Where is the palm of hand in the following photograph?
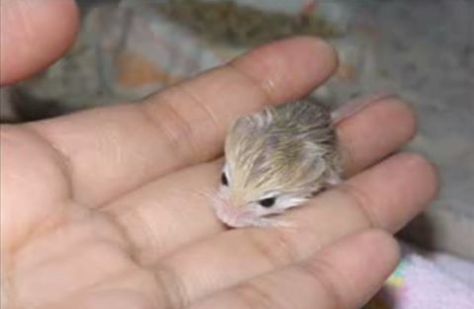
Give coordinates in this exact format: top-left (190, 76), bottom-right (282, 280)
top-left (1, 37), bottom-right (437, 309)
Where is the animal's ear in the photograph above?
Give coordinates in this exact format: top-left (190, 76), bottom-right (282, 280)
top-left (325, 170), bottom-right (342, 186)
top-left (300, 141), bottom-right (327, 179)
top-left (231, 108), bottom-right (273, 135)
top-left (230, 116), bottom-right (254, 136)
top-left (324, 150), bottom-right (343, 187)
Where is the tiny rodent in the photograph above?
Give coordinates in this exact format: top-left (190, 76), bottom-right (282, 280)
top-left (213, 98), bottom-right (341, 228)
top-left (212, 94), bottom-right (390, 228)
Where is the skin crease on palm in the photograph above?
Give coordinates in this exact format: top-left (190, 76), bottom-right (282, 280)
top-left (0, 1), bottom-right (439, 309)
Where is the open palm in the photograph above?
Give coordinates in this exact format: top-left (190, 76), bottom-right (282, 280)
top-left (1, 2), bottom-right (438, 308)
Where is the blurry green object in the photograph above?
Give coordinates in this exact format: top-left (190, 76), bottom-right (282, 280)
top-left (156, 0), bottom-right (342, 47)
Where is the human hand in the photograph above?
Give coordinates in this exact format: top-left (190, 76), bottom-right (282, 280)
top-left (1, 2), bottom-right (438, 308)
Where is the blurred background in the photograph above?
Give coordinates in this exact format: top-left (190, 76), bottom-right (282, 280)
top-left (1, 0), bottom-right (473, 260)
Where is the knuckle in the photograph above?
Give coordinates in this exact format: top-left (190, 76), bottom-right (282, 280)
top-left (245, 229), bottom-right (299, 269)
top-left (234, 282), bottom-right (281, 309)
top-left (338, 183), bottom-right (381, 229)
top-left (141, 96), bottom-right (197, 162)
top-left (107, 205), bottom-right (160, 266)
top-left (299, 259), bottom-right (345, 309)
top-left (152, 263), bottom-right (189, 309)
top-left (227, 62), bottom-right (274, 107)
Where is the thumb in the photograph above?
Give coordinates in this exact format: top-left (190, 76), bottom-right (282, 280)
top-left (0, 0), bottom-right (79, 85)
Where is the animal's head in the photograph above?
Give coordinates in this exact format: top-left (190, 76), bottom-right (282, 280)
top-left (214, 109), bottom-right (334, 227)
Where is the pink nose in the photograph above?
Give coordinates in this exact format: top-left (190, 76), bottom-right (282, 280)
top-left (215, 205), bottom-right (252, 228)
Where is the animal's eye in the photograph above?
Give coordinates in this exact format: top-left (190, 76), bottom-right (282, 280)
top-left (221, 172), bottom-right (228, 186)
top-left (258, 197), bottom-right (276, 208)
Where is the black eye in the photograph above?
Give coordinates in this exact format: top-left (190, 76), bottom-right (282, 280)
top-left (258, 197), bottom-right (276, 208)
top-left (221, 172), bottom-right (228, 186)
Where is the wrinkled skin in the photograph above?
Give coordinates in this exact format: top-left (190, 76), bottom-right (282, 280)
top-left (0, 1), bottom-right (438, 308)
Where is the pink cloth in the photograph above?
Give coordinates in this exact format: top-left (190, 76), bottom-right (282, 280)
top-left (367, 242), bottom-right (474, 308)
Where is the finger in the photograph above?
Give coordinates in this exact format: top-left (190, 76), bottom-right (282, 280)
top-left (29, 37), bottom-right (338, 206)
top-left (190, 230), bottom-right (399, 309)
top-left (144, 153), bottom-right (437, 304)
top-left (106, 98), bottom-right (418, 263)
top-left (0, 0), bottom-right (79, 85)
top-left (338, 96), bottom-right (416, 176)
